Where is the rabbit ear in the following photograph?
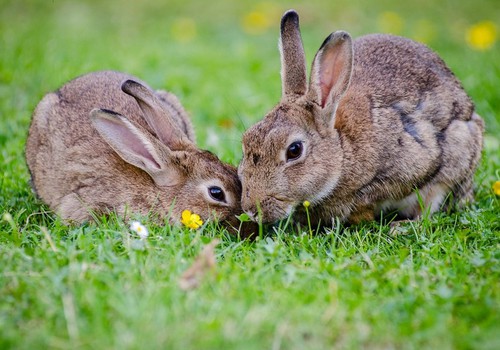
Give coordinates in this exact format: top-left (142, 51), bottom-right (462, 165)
top-left (121, 80), bottom-right (192, 150)
top-left (307, 31), bottom-right (353, 131)
top-left (280, 10), bottom-right (307, 97)
top-left (90, 109), bottom-right (181, 187)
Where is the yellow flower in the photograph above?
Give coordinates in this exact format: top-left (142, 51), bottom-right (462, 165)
top-left (241, 3), bottom-right (280, 35)
top-left (242, 11), bottom-right (271, 35)
top-left (303, 200), bottom-right (310, 208)
top-left (181, 210), bottom-right (203, 229)
top-left (171, 18), bottom-right (197, 43)
top-left (377, 12), bottom-right (403, 35)
top-left (493, 181), bottom-right (500, 196)
top-left (466, 21), bottom-right (497, 51)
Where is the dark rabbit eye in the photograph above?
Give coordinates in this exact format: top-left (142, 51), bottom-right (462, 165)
top-left (208, 186), bottom-right (226, 202)
top-left (286, 141), bottom-right (303, 161)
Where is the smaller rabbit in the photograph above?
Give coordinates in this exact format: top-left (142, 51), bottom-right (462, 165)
top-left (26, 71), bottom-right (251, 235)
top-left (238, 10), bottom-right (484, 226)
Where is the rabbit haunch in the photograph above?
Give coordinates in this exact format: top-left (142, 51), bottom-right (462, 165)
top-left (26, 71), bottom-right (246, 231)
top-left (238, 10), bottom-right (484, 225)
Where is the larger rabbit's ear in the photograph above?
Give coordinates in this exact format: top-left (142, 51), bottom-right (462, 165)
top-left (307, 31), bottom-right (353, 133)
top-left (280, 10), bottom-right (307, 97)
top-left (90, 108), bottom-right (181, 187)
top-left (121, 80), bottom-right (193, 150)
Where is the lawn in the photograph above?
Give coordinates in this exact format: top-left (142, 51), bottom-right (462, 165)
top-left (1, 0), bottom-right (499, 349)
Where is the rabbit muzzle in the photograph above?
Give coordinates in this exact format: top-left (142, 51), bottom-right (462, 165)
top-left (242, 192), bottom-right (295, 224)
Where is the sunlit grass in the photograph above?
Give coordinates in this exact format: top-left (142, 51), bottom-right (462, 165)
top-left (1, 0), bottom-right (499, 349)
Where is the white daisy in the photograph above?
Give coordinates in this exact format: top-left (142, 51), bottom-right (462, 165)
top-left (130, 221), bottom-right (149, 239)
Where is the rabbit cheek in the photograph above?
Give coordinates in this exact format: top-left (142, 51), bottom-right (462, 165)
top-left (310, 168), bottom-right (342, 203)
top-left (286, 141), bottom-right (342, 204)
top-left (261, 198), bottom-right (294, 224)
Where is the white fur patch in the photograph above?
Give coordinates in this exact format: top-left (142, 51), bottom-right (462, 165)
top-left (377, 183), bottom-right (449, 218)
top-left (311, 176), bottom-right (340, 205)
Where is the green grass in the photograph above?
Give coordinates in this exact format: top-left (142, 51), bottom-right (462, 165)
top-left (1, 0), bottom-right (499, 349)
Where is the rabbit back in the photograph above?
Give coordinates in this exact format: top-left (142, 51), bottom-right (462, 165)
top-left (331, 34), bottom-right (484, 220)
top-left (26, 71), bottom-right (194, 222)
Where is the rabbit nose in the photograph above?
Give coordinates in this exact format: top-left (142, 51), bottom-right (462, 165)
top-left (246, 210), bottom-right (257, 222)
top-left (242, 198), bottom-right (255, 217)
top-left (242, 194), bottom-right (261, 222)
top-left (242, 203), bottom-right (259, 222)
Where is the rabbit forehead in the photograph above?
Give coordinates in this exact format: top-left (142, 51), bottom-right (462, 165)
top-left (243, 103), bottom-right (313, 153)
top-left (185, 150), bottom-right (241, 192)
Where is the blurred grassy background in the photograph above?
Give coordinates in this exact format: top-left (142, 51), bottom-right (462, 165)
top-left (1, 0), bottom-right (499, 158)
top-left (0, 1), bottom-right (499, 349)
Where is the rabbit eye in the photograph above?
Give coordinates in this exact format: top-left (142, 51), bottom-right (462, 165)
top-left (286, 141), bottom-right (303, 161)
top-left (208, 186), bottom-right (226, 202)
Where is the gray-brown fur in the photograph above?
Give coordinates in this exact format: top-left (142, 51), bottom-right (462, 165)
top-left (239, 10), bottom-right (484, 225)
top-left (26, 70), bottom-right (249, 233)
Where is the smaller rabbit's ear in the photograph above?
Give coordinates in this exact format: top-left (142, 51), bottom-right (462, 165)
top-left (90, 109), bottom-right (181, 187)
top-left (121, 80), bottom-right (193, 150)
top-left (308, 31), bottom-right (353, 132)
top-left (280, 10), bottom-right (307, 97)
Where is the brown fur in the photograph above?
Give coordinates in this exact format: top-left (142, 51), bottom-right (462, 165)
top-left (239, 10), bottom-right (484, 226)
top-left (26, 71), bottom-right (253, 235)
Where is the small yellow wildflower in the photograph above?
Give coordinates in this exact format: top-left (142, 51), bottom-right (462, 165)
top-left (130, 221), bottom-right (149, 239)
top-left (241, 3), bottom-right (280, 35)
top-left (303, 200), bottom-right (310, 208)
top-left (493, 181), bottom-right (500, 196)
top-left (171, 18), bottom-right (197, 43)
top-left (466, 21), bottom-right (497, 51)
top-left (377, 11), bottom-right (403, 35)
top-left (242, 11), bottom-right (270, 35)
top-left (181, 210), bottom-right (203, 229)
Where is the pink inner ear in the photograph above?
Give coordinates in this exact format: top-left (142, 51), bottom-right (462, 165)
top-left (119, 130), bottom-right (162, 170)
top-left (97, 117), bottom-right (162, 170)
top-left (319, 47), bottom-right (347, 108)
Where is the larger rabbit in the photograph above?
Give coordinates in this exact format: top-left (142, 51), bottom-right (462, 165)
top-left (26, 71), bottom-right (250, 234)
top-left (238, 10), bottom-right (484, 226)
